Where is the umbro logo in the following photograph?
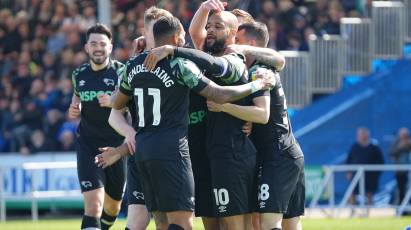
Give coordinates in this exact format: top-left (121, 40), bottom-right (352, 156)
top-left (103, 78), bottom-right (115, 86)
top-left (79, 80), bottom-right (86, 87)
top-left (259, 201), bottom-right (266, 208)
top-left (133, 191), bottom-right (144, 200)
top-left (218, 206), bottom-right (227, 213)
top-left (81, 181), bottom-right (92, 189)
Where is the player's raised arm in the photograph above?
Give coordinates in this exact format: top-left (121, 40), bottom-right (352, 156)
top-left (145, 45), bottom-right (228, 77)
top-left (189, 0), bottom-right (226, 49)
top-left (228, 44), bottom-right (285, 71)
top-left (172, 57), bottom-right (273, 103)
top-left (145, 45), bottom-right (249, 86)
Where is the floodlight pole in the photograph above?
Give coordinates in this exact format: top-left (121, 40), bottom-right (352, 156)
top-left (98, 0), bottom-right (112, 28)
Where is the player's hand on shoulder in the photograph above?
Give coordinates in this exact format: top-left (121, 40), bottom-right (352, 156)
top-left (95, 147), bottom-right (121, 168)
top-left (201, 0), bottom-right (227, 12)
top-left (68, 102), bottom-right (80, 119)
top-left (132, 36), bottom-right (146, 55)
top-left (144, 45), bottom-right (174, 71)
top-left (255, 68), bottom-right (276, 90)
top-left (207, 100), bottom-right (224, 112)
top-left (98, 93), bottom-right (112, 108)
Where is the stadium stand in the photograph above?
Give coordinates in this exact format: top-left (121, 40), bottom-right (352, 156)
top-left (0, 0), bottom-right (364, 154)
top-left (1, 0), bottom-right (411, 220)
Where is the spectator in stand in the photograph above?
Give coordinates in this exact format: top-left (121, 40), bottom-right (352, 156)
top-left (346, 127), bottom-right (385, 205)
top-left (0, 0), bottom-right (372, 153)
top-left (28, 129), bottom-right (53, 153)
top-left (389, 127), bottom-right (411, 206)
top-left (44, 109), bottom-right (64, 149)
top-left (58, 129), bottom-right (75, 151)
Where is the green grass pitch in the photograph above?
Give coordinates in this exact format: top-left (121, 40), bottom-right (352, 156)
top-left (0, 217), bottom-right (410, 230)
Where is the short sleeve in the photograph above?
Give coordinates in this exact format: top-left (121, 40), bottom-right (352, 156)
top-left (71, 69), bottom-right (79, 97)
top-left (218, 53), bottom-right (247, 84)
top-left (119, 62), bottom-right (132, 96)
top-left (112, 60), bottom-right (126, 86)
top-left (170, 57), bottom-right (208, 93)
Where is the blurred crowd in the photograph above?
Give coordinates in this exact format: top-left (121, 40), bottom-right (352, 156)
top-left (0, 0), bottom-right (371, 154)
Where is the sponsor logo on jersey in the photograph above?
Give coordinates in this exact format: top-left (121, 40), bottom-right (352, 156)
top-left (132, 191), bottom-right (144, 200)
top-left (251, 71), bottom-right (257, 81)
top-left (79, 80), bottom-right (86, 86)
top-left (103, 78), bottom-right (115, 86)
top-left (81, 181), bottom-right (92, 189)
top-left (79, 90), bottom-right (112, 102)
top-left (189, 110), bottom-right (206, 125)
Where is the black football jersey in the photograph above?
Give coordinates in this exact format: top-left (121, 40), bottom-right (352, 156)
top-left (120, 53), bottom-right (208, 132)
top-left (205, 55), bottom-right (258, 159)
top-left (71, 60), bottom-right (125, 142)
top-left (248, 63), bottom-right (303, 160)
top-left (119, 53), bottom-right (210, 160)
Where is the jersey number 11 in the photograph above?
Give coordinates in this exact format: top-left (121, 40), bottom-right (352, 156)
top-left (134, 88), bottom-right (161, 127)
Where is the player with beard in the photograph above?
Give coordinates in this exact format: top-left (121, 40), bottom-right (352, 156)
top-left (188, 1), bottom-right (285, 230)
top-left (95, 6), bottom-right (254, 230)
top-left (69, 24), bottom-right (126, 230)
top-left (208, 22), bottom-right (305, 230)
top-left (113, 16), bottom-right (274, 230)
top-left (190, 4), bottom-right (260, 230)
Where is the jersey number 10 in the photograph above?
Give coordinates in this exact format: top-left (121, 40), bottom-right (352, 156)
top-left (134, 88), bottom-right (161, 127)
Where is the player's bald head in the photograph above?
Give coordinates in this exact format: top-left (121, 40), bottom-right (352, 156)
top-left (212, 11), bottom-right (239, 31)
top-left (205, 11), bottom-right (238, 52)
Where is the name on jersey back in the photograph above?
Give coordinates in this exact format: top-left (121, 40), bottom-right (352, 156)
top-left (128, 64), bottom-right (175, 88)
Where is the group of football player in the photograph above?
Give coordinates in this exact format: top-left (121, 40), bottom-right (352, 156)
top-left (70, 1), bottom-right (305, 230)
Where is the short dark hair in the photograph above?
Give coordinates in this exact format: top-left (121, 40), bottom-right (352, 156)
top-left (238, 22), bottom-right (269, 47)
top-left (86, 23), bottom-right (112, 41)
top-left (153, 16), bottom-right (182, 45)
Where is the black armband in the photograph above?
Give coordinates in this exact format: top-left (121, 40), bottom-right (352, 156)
top-left (174, 47), bottom-right (228, 77)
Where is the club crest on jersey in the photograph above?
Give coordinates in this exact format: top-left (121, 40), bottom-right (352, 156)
top-left (251, 71), bottom-right (257, 81)
top-left (103, 78), bottom-right (115, 86)
top-left (79, 80), bottom-right (86, 87)
top-left (132, 191), bottom-right (144, 200)
top-left (81, 181), bottom-right (92, 189)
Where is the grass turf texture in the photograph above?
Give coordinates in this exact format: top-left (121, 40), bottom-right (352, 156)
top-left (0, 217), bottom-right (410, 230)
